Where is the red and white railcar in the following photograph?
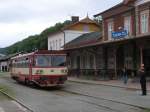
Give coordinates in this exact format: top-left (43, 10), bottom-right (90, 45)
top-left (10, 50), bottom-right (67, 87)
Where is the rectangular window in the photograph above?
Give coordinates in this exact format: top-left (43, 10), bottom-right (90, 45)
top-left (71, 57), bottom-right (74, 68)
top-left (53, 40), bottom-right (55, 50)
top-left (124, 16), bottom-right (131, 36)
top-left (82, 55), bottom-right (86, 69)
top-left (89, 55), bottom-right (94, 69)
top-left (76, 56), bottom-right (80, 69)
top-left (35, 55), bottom-right (66, 67)
top-left (49, 42), bottom-right (51, 50)
top-left (83, 25), bottom-right (89, 32)
top-left (59, 39), bottom-right (62, 50)
top-left (51, 56), bottom-right (66, 67)
top-left (108, 21), bottom-right (114, 40)
top-left (140, 10), bottom-right (149, 34)
top-left (49, 42), bottom-right (52, 50)
top-left (56, 40), bottom-right (57, 50)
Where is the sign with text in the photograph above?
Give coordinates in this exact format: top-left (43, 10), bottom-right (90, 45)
top-left (112, 30), bottom-right (128, 39)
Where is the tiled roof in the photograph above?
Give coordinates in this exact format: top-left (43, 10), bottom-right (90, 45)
top-left (62, 16), bottom-right (99, 30)
top-left (79, 17), bottom-right (98, 24)
top-left (48, 16), bottom-right (99, 37)
top-left (65, 32), bottom-right (102, 50)
top-left (94, 2), bottom-right (123, 17)
top-left (0, 53), bottom-right (20, 61)
top-left (94, 0), bottom-right (136, 17)
top-left (0, 54), bottom-right (5, 57)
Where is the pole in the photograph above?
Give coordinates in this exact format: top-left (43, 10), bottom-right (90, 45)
top-left (114, 48), bottom-right (117, 79)
top-left (140, 47), bottom-right (143, 66)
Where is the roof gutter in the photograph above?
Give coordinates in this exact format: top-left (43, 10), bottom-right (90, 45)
top-left (94, 2), bottom-right (123, 17)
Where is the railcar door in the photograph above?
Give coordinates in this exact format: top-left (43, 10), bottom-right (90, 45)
top-left (28, 56), bottom-right (33, 81)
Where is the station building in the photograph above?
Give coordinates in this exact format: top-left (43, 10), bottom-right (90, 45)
top-left (0, 56), bottom-right (11, 72)
top-left (65, 0), bottom-right (150, 80)
top-left (47, 16), bottom-right (100, 51)
top-left (0, 53), bottom-right (19, 72)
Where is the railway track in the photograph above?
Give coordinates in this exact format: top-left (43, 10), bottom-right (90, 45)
top-left (52, 90), bottom-right (123, 112)
top-left (0, 75), bottom-right (146, 112)
top-left (53, 89), bottom-right (144, 112)
top-left (0, 89), bottom-right (33, 112)
top-left (0, 84), bottom-right (143, 112)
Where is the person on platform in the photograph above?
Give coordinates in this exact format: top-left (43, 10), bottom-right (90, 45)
top-left (122, 67), bottom-right (128, 85)
top-left (139, 64), bottom-right (147, 96)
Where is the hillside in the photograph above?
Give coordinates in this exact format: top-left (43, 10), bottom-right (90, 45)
top-left (0, 20), bottom-right (72, 55)
top-left (0, 48), bottom-right (6, 54)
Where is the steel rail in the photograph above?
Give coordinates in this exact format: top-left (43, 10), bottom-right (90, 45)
top-left (0, 89), bottom-right (34, 112)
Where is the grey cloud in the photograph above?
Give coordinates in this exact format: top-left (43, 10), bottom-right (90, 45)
top-left (0, 0), bottom-right (82, 23)
top-left (0, 0), bottom-right (122, 23)
top-left (0, 0), bottom-right (123, 47)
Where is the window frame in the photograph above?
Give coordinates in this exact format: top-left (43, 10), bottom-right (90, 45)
top-left (124, 15), bottom-right (132, 36)
top-left (140, 10), bottom-right (149, 34)
top-left (59, 39), bottom-right (62, 50)
top-left (107, 20), bottom-right (114, 40)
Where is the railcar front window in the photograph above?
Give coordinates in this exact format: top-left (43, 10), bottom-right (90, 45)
top-left (52, 56), bottom-right (66, 67)
top-left (35, 55), bottom-right (66, 67)
top-left (36, 56), bottom-right (51, 67)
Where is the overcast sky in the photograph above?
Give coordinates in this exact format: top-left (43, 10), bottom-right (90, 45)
top-left (0, 0), bottom-right (123, 48)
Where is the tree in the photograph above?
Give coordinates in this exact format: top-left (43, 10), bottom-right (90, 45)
top-left (0, 20), bottom-right (72, 55)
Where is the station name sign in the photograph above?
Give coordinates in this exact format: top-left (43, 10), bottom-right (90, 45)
top-left (112, 30), bottom-right (128, 39)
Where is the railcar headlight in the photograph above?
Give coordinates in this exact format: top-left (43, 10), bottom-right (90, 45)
top-left (36, 70), bottom-right (44, 74)
top-left (61, 69), bottom-right (68, 73)
top-left (61, 69), bottom-right (65, 73)
top-left (40, 70), bottom-right (44, 74)
top-left (65, 70), bottom-right (68, 73)
top-left (50, 69), bottom-right (54, 72)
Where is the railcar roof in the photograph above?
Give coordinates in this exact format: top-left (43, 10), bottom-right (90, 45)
top-left (11, 50), bottom-right (66, 59)
top-left (34, 50), bottom-right (66, 54)
top-left (11, 52), bottom-right (34, 59)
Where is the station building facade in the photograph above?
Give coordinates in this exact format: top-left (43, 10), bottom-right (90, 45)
top-left (0, 53), bottom-right (19, 72)
top-left (65, 32), bottom-right (105, 79)
top-left (65, 0), bottom-right (150, 80)
top-left (0, 56), bottom-right (11, 72)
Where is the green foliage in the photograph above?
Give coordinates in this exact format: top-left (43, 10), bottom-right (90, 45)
top-left (144, 109), bottom-right (150, 112)
top-left (0, 48), bottom-right (6, 54)
top-left (0, 20), bottom-right (72, 54)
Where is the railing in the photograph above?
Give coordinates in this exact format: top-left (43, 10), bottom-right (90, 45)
top-left (68, 69), bottom-right (139, 80)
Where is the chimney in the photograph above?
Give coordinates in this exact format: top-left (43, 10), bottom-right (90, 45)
top-left (71, 16), bottom-right (79, 23)
top-left (123, 0), bottom-right (134, 5)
